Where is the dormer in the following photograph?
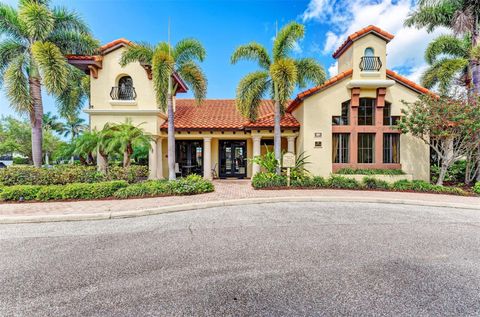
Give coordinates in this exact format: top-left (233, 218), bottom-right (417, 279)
top-left (333, 25), bottom-right (395, 87)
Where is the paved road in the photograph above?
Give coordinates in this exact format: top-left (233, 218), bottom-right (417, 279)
top-left (1, 202), bottom-right (480, 316)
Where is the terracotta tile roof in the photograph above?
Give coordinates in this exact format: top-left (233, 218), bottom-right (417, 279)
top-left (100, 38), bottom-right (132, 53)
top-left (332, 25), bottom-right (394, 59)
top-left (160, 99), bottom-right (300, 130)
top-left (286, 69), bottom-right (353, 113)
top-left (65, 55), bottom-right (102, 61)
top-left (386, 69), bottom-right (437, 96)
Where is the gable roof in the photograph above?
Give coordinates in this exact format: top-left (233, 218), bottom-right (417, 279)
top-left (160, 99), bottom-right (300, 131)
top-left (286, 69), bottom-right (353, 113)
top-left (386, 70), bottom-right (435, 95)
top-left (332, 25), bottom-right (394, 59)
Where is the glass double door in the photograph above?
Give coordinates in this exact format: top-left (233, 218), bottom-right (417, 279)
top-left (219, 140), bottom-right (247, 178)
top-left (176, 140), bottom-right (203, 177)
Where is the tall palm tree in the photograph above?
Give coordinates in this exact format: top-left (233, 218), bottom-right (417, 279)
top-left (120, 38), bottom-right (207, 179)
top-left (231, 21), bottom-right (326, 174)
top-left (405, 0), bottom-right (480, 94)
top-left (0, 0), bottom-right (98, 167)
top-left (104, 120), bottom-right (152, 168)
top-left (63, 113), bottom-right (87, 142)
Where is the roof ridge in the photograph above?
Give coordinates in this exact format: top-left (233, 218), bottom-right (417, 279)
top-left (332, 25), bottom-right (394, 59)
top-left (386, 69), bottom-right (437, 96)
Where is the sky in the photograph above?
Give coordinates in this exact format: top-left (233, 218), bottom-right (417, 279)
top-left (0, 0), bottom-right (449, 121)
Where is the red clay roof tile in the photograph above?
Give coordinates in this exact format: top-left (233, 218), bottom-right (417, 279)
top-left (332, 25), bottom-right (394, 59)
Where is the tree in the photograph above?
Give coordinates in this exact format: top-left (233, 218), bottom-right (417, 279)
top-left (422, 35), bottom-right (471, 95)
top-left (74, 129), bottom-right (110, 172)
top-left (0, 0), bottom-right (98, 167)
top-left (63, 113), bottom-right (87, 142)
top-left (104, 120), bottom-right (152, 168)
top-left (42, 111), bottom-right (65, 134)
top-left (120, 38), bottom-right (207, 179)
top-left (231, 21), bottom-right (326, 174)
top-left (399, 94), bottom-right (480, 185)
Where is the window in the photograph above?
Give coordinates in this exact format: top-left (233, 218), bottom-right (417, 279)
top-left (333, 101), bottom-right (350, 125)
top-left (332, 133), bottom-right (350, 163)
top-left (358, 98), bottom-right (375, 125)
top-left (364, 47), bottom-right (374, 56)
top-left (117, 76), bottom-right (135, 100)
top-left (383, 133), bottom-right (400, 163)
top-left (358, 133), bottom-right (375, 163)
top-left (383, 102), bottom-right (400, 125)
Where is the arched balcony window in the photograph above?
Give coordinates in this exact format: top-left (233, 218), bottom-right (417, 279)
top-left (360, 47), bottom-right (381, 71)
top-left (110, 75), bottom-right (137, 100)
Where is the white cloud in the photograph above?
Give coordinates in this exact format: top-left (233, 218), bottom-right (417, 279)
top-left (328, 62), bottom-right (338, 77)
top-left (302, 0), bottom-right (450, 81)
top-left (292, 41), bottom-right (303, 54)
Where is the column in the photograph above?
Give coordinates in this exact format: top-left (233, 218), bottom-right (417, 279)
top-left (287, 136), bottom-right (296, 154)
top-left (148, 138), bottom-right (157, 179)
top-left (375, 88), bottom-right (387, 165)
top-left (156, 138), bottom-right (163, 179)
top-left (203, 137), bottom-right (212, 180)
top-left (252, 136), bottom-right (262, 176)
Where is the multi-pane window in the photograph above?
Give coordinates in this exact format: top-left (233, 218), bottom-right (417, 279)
top-left (358, 133), bottom-right (375, 163)
top-left (333, 101), bottom-right (350, 125)
top-left (383, 133), bottom-right (400, 163)
top-left (332, 133), bottom-right (350, 163)
top-left (383, 102), bottom-right (400, 125)
top-left (358, 98), bottom-right (375, 125)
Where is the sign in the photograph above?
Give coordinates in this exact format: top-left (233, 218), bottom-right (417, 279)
top-left (314, 132), bottom-right (322, 138)
top-left (315, 141), bottom-right (323, 148)
top-left (282, 152), bottom-right (296, 168)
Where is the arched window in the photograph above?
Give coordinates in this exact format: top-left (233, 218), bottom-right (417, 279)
top-left (118, 76), bottom-right (134, 100)
top-left (364, 47), bottom-right (374, 56)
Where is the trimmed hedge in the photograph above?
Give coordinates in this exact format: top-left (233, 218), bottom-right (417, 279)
top-left (336, 168), bottom-right (405, 175)
top-left (252, 172), bottom-right (469, 196)
top-left (0, 165), bottom-right (148, 186)
top-left (474, 182), bottom-right (480, 195)
top-left (0, 175), bottom-right (214, 202)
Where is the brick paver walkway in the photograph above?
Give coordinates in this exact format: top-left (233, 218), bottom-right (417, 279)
top-left (0, 180), bottom-right (479, 217)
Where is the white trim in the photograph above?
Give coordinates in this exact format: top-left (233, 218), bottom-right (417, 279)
top-left (109, 100), bottom-right (137, 106)
top-left (84, 108), bottom-right (166, 119)
top-left (347, 79), bottom-right (395, 89)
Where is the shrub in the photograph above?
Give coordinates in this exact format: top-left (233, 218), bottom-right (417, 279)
top-left (252, 172), bottom-right (287, 189)
top-left (392, 179), bottom-right (413, 191)
top-left (168, 174), bottom-right (215, 195)
top-left (61, 181), bottom-right (128, 200)
top-left (362, 177), bottom-right (390, 190)
top-left (0, 165), bottom-right (148, 186)
top-left (473, 182), bottom-right (480, 195)
top-left (291, 176), bottom-right (327, 188)
top-left (336, 168), bottom-right (405, 175)
top-left (36, 185), bottom-right (65, 201)
top-left (431, 160), bottom-right (466, 184)
top-left (0, 185), bottom-right (42, 201)
top-left (327, 175), bottom-right (361, 189)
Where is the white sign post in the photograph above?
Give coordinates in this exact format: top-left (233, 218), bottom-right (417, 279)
top-left (282, 152), bottom-right (296, 187)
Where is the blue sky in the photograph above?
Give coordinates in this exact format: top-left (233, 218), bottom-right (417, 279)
top-left (0, 0), bottom-right (448, 120)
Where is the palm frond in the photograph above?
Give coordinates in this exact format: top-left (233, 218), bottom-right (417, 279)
top-left (273, 22), bottom-right (304, 60)
top-left (425, 34), bottom-right (469, 64)
top-left (55, 65), bottom-right (88, 116)
top-left (176, 61), bottom-right (207, 104)
top-left (471, 44), bottom-right (480, 61)
top-left (4, 53), bottom-right (31, 114)
top-left (119, 42), bottom-right (154, 67)
top-left (47, 30), bottom-right (99, 55)
top-left (31, 41), bottom-right (69, 95)
top-left (51, 6), bottom-right (90, 35)
top-left (235, 70), bottom-right (270, 120)
top-left (270, 58), bottom-right (297, 107)
top-left (231, 42), bottom-right (271, 69)
top-left (404, 2), bottom-right (458, 32)
top-left (294, 57), bottom-right (326, 88)
top-left (173, 38), bottom-right (206, 66)
top-left (0, 3), bottom-right (26, 40)
top-left (18, 1), bottom-right (54, 41)
top-left (421, 57), bottom-right (468, 94)
top-left (151, 48), bottom-right (174, 111)
top-left (0, 39), bottom-right (27, 84)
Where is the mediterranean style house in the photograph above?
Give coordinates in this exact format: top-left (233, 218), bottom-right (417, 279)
top-left (67, 25), bottom-right (430, 181)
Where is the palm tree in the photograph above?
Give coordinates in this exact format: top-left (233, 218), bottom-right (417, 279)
top-left (231, 21), bottom-right (326, 174)
top-left (405, 0), bottom-right (480, 94)
top-left (104, 120), bottom-right (152, 168)
top-left (0, 0), bottom-right (98, 167)
top-left (74, 129), bottom-right (109, 172)
top-left (63, 113), bottom-right (87, 142)
top-left (42, 111), bottom-right (65, 134)
top-left (119, 39), bottom-right (207, 179)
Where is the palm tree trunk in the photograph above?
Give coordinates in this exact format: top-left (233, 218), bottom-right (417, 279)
top-left (167, 76), bottom-right (176, 180)
top-left (29, 76), bottom-right (43, 168)
top-left (273, 83), bottom-right (282, 175)
top-left (97, 149), bottom-right (108, 174)
top-left (123, 152), bottom-right (130, 168)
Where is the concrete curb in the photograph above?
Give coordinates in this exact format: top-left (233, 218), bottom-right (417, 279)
top-left (1, 196), bottom-right (479, 224)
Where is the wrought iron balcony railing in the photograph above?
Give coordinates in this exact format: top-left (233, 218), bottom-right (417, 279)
top-left (110, 86), bottom-right (137, 100)
top-left (359, 56), bottom-right (382, 72)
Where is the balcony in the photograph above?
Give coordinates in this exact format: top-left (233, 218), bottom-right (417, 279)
top-left (359, 56), bottom-right (382, 72)
top-left (110, 86), bottom-right (137, 101)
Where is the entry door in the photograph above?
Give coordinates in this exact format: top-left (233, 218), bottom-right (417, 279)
top-left (219, 141), bottom-right (247, 178)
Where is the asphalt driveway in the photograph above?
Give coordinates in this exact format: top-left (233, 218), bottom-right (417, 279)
top-left (1, 202), bottom-right (480, 316)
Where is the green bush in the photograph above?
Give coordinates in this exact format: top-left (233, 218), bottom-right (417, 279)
top-left (61, 181), bottom-right (128, 200)
top-left (0, 185), bottom-right (42, 201)
top-left (392, 179), bottom-right (413, 191)
top-left (291, 176), bottom-right (327, 188)
top-left (328, 175), bottom-right (361, 189)
top-left (431, 160), bottom-right (466, 184)
top-left (473, 182), bottom-right (480, 195)
top-left (362, 177), bottom-right (390, 190)
top-left (252, 172), bottom-right (287, 189)
top-left (336, 168), bottom-right (405, 175)
top-left (392, 179), bottom-right (467, 195)
top-left (36, 185), bottom-right (65, 201)
top-left (0, 165), bottom-right (148, 186)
